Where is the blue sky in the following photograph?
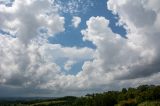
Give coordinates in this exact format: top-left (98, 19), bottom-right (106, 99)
top-left (48, 0), bottom-right (127, 75)
top-left (49, 0), bottom-right (126, 48)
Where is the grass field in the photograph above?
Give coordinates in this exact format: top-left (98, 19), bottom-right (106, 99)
top-left (29, 100), bottom-right (65, 106)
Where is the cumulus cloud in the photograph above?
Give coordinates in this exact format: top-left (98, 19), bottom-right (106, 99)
top-left (81, 16), bottom-right (156, 81)
top-left (78, 0), bottom-right (160, 90)
top-left (72, 16), bottom-right (81, 28)
top-left (111, 0), bottom-right (160, 80)
top-left (0, 0), bottom-right (65, 44)
top-left (0, 0), bottom-right (94, 96)
top-left (0, 34), bottom-right (94, 95)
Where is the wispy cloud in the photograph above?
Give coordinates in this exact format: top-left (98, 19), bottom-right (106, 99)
top-left (53, 0), bottom-right (94, 15)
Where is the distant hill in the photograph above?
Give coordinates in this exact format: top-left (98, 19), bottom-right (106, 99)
top-left (0, 85), bottom-right (160, 106)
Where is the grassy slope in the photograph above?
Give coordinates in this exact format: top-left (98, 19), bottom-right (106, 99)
top-left (138, 101), bottom-right (160, 106)
top-left (30, 101), bottom-right (65, 106)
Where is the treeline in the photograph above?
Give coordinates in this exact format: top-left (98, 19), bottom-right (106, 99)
top-left (71, 85), bottom-right (160, 106)
top-left (34, 85), bottom-right (160, 106)
top-left (0, 85), bottom-right (160, 106)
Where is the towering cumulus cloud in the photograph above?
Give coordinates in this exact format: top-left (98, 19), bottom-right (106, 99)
top-left (80, 0), bottom-right (160, 90)
top-left (0, 0), bottom-right (160, 96)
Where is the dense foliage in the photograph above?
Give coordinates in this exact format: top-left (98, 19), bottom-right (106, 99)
top-left (0, 85), bottom-right (160, 106)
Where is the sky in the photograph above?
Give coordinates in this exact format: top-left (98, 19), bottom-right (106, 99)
top-left (0, 0), bottom-right (160, 97)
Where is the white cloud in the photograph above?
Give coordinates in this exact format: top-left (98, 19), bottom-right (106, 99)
top-left (72, 16), bottom-right (81, 28)
top-left (0, 34), bottom-right (94, 94)
top-left (53, 0), bottom-right (94, 14)
top-left (64, 60), bottom-right (76, 71)
top-left (77, 0), bottom-right (160, 90)
top-left (0, 0), bottom-right (95, 96)
top-left (0, 0), bottom-right (65, 44)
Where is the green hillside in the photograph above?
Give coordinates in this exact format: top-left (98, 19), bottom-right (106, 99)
top-left (0, 85), bottom-right (160, 106)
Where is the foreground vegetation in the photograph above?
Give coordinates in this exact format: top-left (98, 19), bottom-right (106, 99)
top-left (0, 85), bottom-right (160, 106)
